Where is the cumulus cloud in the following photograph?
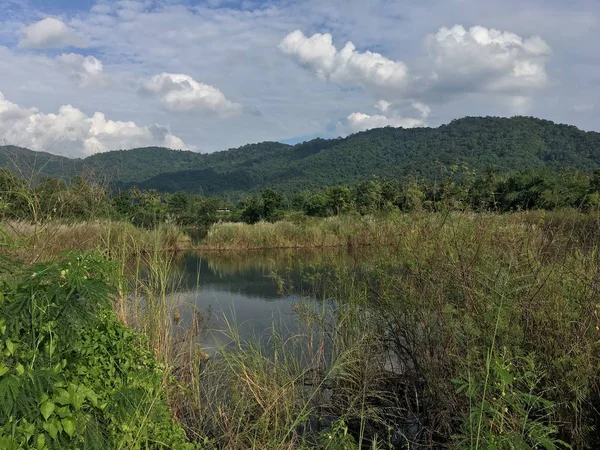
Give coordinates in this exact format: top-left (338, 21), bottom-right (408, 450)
top-left (57, 53), bottom-right (105, 87)
top-left (426, 25), bottom-right (551, 94)
top-left (279, 30), bottom-right (409, 92)
top-left (18, 17), bottom-right (87, 49)
top-left (0, 92), bottom-right (189, 158)
top-left (141, 73), bottom-right (242, 116)
top-left (282, 25), bottom-right (551, 110)
top-left (337, 102), bottom-right (430, 135)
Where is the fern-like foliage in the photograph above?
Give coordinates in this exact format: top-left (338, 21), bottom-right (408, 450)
top-left (0, 252), bottom-right (196, 449)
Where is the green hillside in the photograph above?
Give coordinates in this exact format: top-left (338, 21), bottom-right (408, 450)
top-left (2, 116), bottom-right (600, 196)
top-left (0, 145), bottom-right (80, 181)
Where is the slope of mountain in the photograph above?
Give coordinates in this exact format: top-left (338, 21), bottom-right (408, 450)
top-left (2, 116), bottom-right (600, 196)
top-left (0, 145), bottom-right (79, 181)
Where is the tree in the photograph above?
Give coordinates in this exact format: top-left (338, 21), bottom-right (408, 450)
top-left (354, 178), bottom-right (383, 215)
top-left (113, 190), bottom-right (133, 218)
top-left (241, 195), bottom-right (264, 224)
top-left (261, 189), bottom-right (284, 222)
top-left (325, 186), bottom-right (351, 215)
top-left (168, 192), bottom-right (189, 219)
top-left (303, 194), bottom-right (329, 217)
top-left (400, 181), bottom-right (425, 212)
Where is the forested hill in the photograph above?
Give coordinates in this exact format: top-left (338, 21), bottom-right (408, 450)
top-left (2, 116), bottom-right (600, 196)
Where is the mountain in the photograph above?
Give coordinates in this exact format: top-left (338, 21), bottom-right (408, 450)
top-left (0, 145), bottom-right (79, 181)
top-left (2, 116), bottom-right (600, 197)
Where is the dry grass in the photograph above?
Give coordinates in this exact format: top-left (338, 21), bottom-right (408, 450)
top-left (1, 219), bottom-right (191, 263)
top-left (199, 213), bottom-right (424, 250)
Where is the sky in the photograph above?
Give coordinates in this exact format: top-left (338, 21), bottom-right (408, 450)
top-left (0, 0), bottom-right (598, 158)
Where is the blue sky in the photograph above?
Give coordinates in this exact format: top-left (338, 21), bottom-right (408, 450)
top-left (0, 0), bottom-right (598, 157)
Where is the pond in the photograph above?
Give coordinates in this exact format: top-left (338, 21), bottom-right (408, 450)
top-left (166, 249), bottom-right (354, 353)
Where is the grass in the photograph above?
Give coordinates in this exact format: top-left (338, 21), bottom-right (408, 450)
top-left (178, 209), bottom-right (600, 448)
top-left (198, 213), bottom-right (413, 250)
top-left (5, 209), bottom-right (600, 448)
top-left (1, 219), bottom-right (191, 263)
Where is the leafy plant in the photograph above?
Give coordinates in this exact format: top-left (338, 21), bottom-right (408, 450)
top-left (0, 252), bottom-right (197, 449)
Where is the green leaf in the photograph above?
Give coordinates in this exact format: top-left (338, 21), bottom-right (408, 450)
top-left (86, 388), bottom-right (98, 407)
top-left (15, 363), bottom-right (24, 375)
top-left (53, 388), bottom-right (71, 406)
top-left (36, 433), bottom-right (46, 450)
top-left (61, 417), bottom-right (77, 437)
top-left (68, 383), bottom-right (85, 411)
top-left (0, 364), bottom-right (9, 376)
top-left (5, 338), bottom-right (16, 356)
top-left (40, 400), bottom-right (55, 421)
top-left (42, 420), bottom-right (60, 441)
top-left (496, 366), bottom-right (514, 383)
top-left (55, 405), bottom-right (72, 418)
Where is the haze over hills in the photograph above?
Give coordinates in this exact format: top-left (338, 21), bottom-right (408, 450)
top-left (1, 116), bottom-right (600, 197)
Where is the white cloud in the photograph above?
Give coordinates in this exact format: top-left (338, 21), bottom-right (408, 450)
top-left (282, 25), bottom-right (552, 109)
top-left (18, 17), bottom-right (87, 49)
top-left (337, 102), bottom-right (429, 135)
top-left (337, 112), bottom-right (425, 135)
top-left (57, 53), bottom-right (105, 87)
top-left (279, 30), bottom-right (409, 92)
top-left (0, 92), bottom-right (189, 157)
top-left (141, 73), bottom-right (242, 116)
top-left (425, 25), bottom-right (551, 94)
top-left (375, 100), bottom-right (391, 112)
top-left (411, 101), bottom-right (431, 119)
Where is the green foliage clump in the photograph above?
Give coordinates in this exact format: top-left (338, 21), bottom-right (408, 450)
top-left (0, 253), bottom-right (195, 449)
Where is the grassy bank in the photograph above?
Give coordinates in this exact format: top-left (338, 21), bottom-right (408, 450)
top-left (199, 213), bottom-right (415, 250)
top-left (199, 209), bottom-right (600, 252)
top-left (1, 220), bottom-right (191, 263)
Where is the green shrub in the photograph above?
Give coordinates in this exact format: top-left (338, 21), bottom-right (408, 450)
top-left (0, 252), bottom-right (196, 449)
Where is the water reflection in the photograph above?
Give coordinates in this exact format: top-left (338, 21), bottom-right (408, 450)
top-left (167, 249), bottom-right (353, 352)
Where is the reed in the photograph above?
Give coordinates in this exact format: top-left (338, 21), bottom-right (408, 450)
top-left (199, 213), bottom-right (422, 250)
top-left (1, 219), bottom-right (191, 262)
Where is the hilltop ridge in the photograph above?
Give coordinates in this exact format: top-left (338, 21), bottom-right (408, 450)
top-left (2, 116), bottom-right (599, 196)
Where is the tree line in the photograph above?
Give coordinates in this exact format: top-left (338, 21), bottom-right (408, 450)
top-left (2, 165), bottom-right (600, 228)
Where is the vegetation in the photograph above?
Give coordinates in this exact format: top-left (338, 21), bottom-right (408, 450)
top-left (200, 215), bottom-right (402, 250)
top-left (124, 210), bottom-right (600, 449)
top-left (0, 252), bottom-right (194, 449)
top-left (4, 160), bottom-right (600, 239)
top-left (2, 117), bottom-right (600, 197)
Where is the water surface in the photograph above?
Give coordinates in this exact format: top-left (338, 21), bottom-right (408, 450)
top-left (167, 249), bottom-right (352, 352)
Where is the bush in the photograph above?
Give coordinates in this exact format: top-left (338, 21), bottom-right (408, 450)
top-left (0, 252), bottom-right (196, 449)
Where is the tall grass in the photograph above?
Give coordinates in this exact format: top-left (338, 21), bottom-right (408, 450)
top-left (6, 209), bottom-right (600, 448)
top-left (172, 210), bottom-right (600, 448)
top-left (199, 213), bottom-right (414, 250)
top-left (1, 219), bottom-right (190, 263)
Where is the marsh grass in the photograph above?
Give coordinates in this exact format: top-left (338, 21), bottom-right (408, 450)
top-left (199, 214), bottom-right (415, 250)
top-left (180, 210), bottom-right (600, 448)
top-left (5, 209), bottom-right (600, 448)
top-left (1, 219), bottom-right (191, 263)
